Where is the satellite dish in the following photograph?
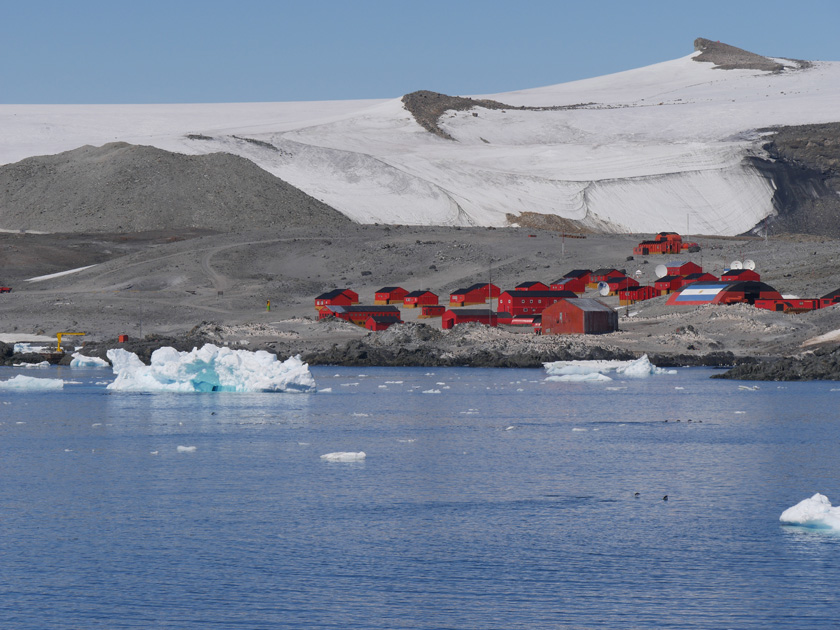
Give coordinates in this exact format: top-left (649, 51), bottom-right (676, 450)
top-left (731, 260), bottom-right (743, 270)
top-left (655, 264), bottom-right (668, 278)
top-left (744, 259), bottom-right (756, 270)
top-left (598, 282), bottom-right (611, 297)
top-left (634, 269), bottom-right (643, 279)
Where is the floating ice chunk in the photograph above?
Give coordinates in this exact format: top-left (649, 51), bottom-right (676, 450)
top-left (319, 387), bottom-right (332, 393)
top-left (13, 361), bottom-right (50, 368)
top-left (422, 389), bottom-right (441, 394)
top-left (105, 345), bottom-right (316, 393)
top-left (0, 375), bottom-right (64, 390)
top-left (397, 438), bottom-right (416, 443)
top-left (385, 381), bottom-right (404, 384)
top-left (780, 493), bottom-right (840, 530)
top-left (505, 426), bottom-right (515, 431)
top-left (572, 428), bottom-right (588, 432)
top-left (544, 355), bottom-right (675, 380)
top-left (70, 353), bottom-right (110, 367)
top-left (546, 373), bottom-right (613, 382)
top-left (320, 451), bottom-right (366, 462)
top-left (352, 413), bottom-right (370, 417)
top-left (177, 445), bottom-right (197, 453)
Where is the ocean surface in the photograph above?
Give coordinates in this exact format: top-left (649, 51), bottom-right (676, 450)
top-left (1, 364), bottom-right (839, 629)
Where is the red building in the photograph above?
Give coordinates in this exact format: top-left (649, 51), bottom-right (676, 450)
top-left (754, 298), bottom-right (821, 313)
top-left (541, 298), bottom-right (618, 335)
top-left (589, 269), bottom-right (626, 288)
top-left (604, 276), bottom-right (639, 295)
top-left (514, 281), bottom-right (550, 291)
top-left (365, 315), bottom-right (402, 331)
top-left (374, 287), bottom-right (409, 305)
top-left (665, 261), bottom-right (703, 276)
top-left (403, 290), bottom-right (438, 308)
top-left (449, 283), bottom-right (501, 307)
top-left (319, 304), bottom-right (401, 324)
top-left (441, 309), bottom-right (511, 330)
top-left (633, 232), bottom-right (698, 255)
top-left (550, 269), bottom-right (591, 294)
top-left (720, 269), bottom-right (760, 282)
top-left (618, 285), bottom-right (658, 305)
top-left (420, 304), bottom-right (446, 318)
top-left (654, 275), bottom-right (686, 295)
top-left (497, 290), bottom-right (577, 316)
top-left (820, 289), bottom-right (840, 308)
top-left (314, 288), bottom-right (359, 311)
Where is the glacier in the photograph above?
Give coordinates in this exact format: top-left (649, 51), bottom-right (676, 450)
top-left (780, 493), bottom-right (840, 530)
top-left (1, 50), bottom-right (839, 234)
top-left (105, 344), bottom-right (316, 393)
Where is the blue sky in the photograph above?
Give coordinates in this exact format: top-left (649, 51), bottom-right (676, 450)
top-left (3, 0), bottom-right (838, 104)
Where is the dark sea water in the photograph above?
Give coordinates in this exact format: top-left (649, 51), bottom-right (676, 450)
top-left (1, 364), bottom-right (839, 629)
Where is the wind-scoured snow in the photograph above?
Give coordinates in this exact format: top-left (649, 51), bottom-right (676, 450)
top-left (544, 355), bottom-right (676, 380)
top-left (2, 51), bottom-right (839, 233)
top-left (780, 493), bottom-right (840, 530)
top-left (105, 344), bottom-right (316, 392)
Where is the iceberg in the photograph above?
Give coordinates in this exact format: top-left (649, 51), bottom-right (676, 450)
top-left (544, 355), bottom-right (676, 379)
top-left (780, 493), bottom-right (840, 530)
top-left (0, 375), bottom-right (64, 390)
top-left (105, 344), bottom-right (316, 393)
top-left (320, 451), bottom-right (366, 462)
top-left (70, 353), bottom-right (110, 367)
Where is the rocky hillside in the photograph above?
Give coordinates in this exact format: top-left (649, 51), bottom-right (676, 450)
top-left (0, 142), bottom-right (351, 233)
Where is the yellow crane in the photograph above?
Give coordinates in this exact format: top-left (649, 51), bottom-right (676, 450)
top-left (56, 332), bottom-right (85, 353)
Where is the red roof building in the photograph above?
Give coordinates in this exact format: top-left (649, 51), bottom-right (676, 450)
top-left (497, 290), bottom-right (577, 316)
top-left (449, 283), bottom-right (501, 307)
top-left (618, 285), bottom-right (658, 305)
top-left (820, 289), bottom-right (840, 308)
top-left (314, 288), bottom-right (359, 311)
top-left (682, 272), bottom-right (718, 286)
top-left (364, 315), bottom-right (402, 331)
top-left (403, 290), bottom-right (439, 308)
top-left (441, 309), bottom-right (511, 330)
top-left (541, 298), bottom-right (618, 335)
top-left (374, 287), bottom-right (409, 305)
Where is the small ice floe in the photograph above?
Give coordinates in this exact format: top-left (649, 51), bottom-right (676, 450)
top-left (340, 383), bottom-right (360, 387)
top-left (572, 428), bottom-right (588, 432)
top-left (352, 412), bottom-right (370, 417)
top-left (397, 438), bottom-right (416, 443)
top-left (0, 375), bottom-right (64, 390)
top-left (436, 382), bottom-right (446, 385)
top-left (780, 493), bottom-right (840, 530)
top-left (91, 423), bottom-right (102, 427)
top-left (298, 442), bottom-right (311, 446)
top-left (320, 451), bottom-right (366, 462)
top-left (64, 448), bottom-right (73, 452)
top-left (516, 388), bottom-right (524, 391)
top-left (546, 373), bottom-right (612, 383)
top-left (544, 355), bottom-right (676, 381)
top-left (378, 385), bottom-right (388, 388)
top-left (425, 372), bottom-right (435, 376)
top-left (14, 361), bottom-right (50, 368)
top-left (176, 445), bottom-right (197, 453)
top-left (422, 389), bottom-right (441, 394)
top-left (505, 425), bottom-right (516, 431)
top-left (738, 385), bottom-right (760, 391)
top-left (319, 388), bottom-right (332, 393)
top-left (734, 411), bottom-right (746, 414)
top-left (675, 386), bottom-right (685, 390)
top-left (605, 386), bottom-right (627, 391)
top-left (460, 408), bottom-right (479, 415)
top-left (385, 381), bottom-right (404, 384)
top-left (70, 353), bottom-right (110, 367)
top-left (150, 450), bottom-right (159, 455)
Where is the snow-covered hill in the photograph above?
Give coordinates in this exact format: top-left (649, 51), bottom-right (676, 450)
top-left (1, 41), bottom-right (838, 235)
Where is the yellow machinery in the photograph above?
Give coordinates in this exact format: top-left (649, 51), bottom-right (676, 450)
top-left (56, 332), bottom-right (85, 353)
